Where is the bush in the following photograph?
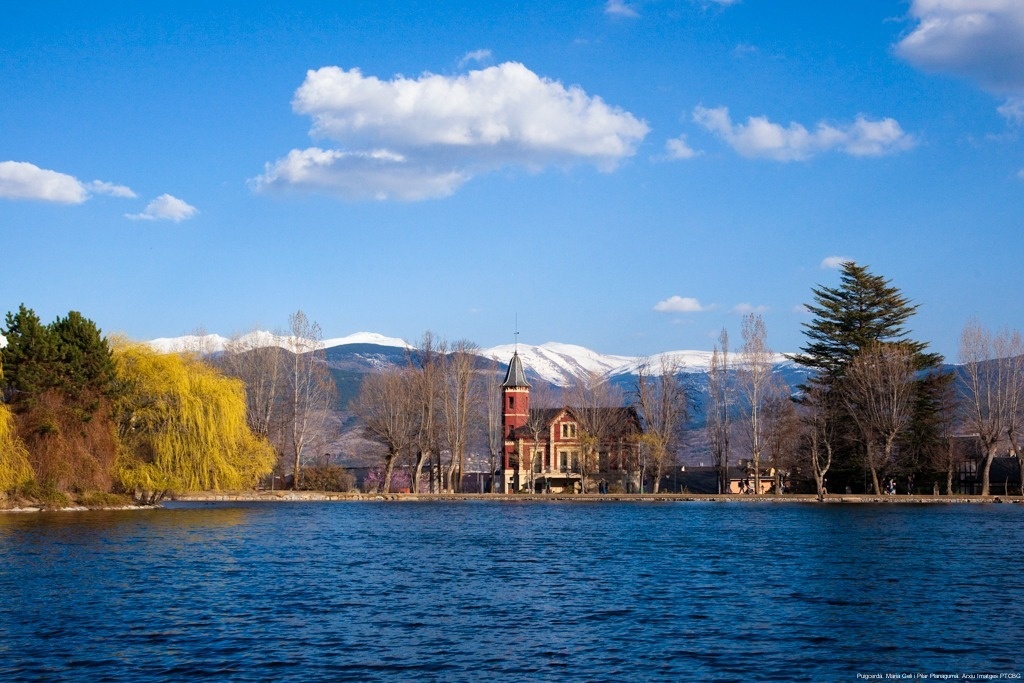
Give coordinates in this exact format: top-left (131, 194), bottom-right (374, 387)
top-left (299, 464), bottom-right (355, 492)
top-left (18, 479), bottom-right (71, 508)
top-left (76, 491), bottom-right (133, 507)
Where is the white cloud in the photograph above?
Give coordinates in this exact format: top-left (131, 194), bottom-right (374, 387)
top-left (896, 0), bottom-right (1024, 94)
top-left (665, 134), bottom-right (700, 160)
top-left (0, 161), bottom-right (87, 203)
top-left (255, 62), bottom-right (649, 200)
top-left (126, 194), bottom-right (198, 222)
top-left (693, 106), bottom-right (916, 161)
top-left (0, 161), bottom-right (135, 204)
top-left (605, 0), bottom-right (639, 17)
top-left (998, 97), bottom-right (1024, 125)
top-left (459, 49), bottom-right (492, 68)
top-left (253, 147), bottom-right (468, 201)
top-left (821, 255), bottom-right (852, 269)
top-left (87, 180), bottom-right (137, 198)
top-left (654, 296), bottom-right (709, 313)
top-left (731, 303), bottom-right (769, 315)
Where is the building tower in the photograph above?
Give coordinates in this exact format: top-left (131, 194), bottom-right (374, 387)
top-left (501, 351), bottom-right (531, 473)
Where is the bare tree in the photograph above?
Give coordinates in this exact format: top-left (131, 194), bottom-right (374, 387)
top-left (737, 314), bottom-right (773, 494)
top-left (483, 356), bottom-right (505, 494)
top-left (802, 384), bottom-right (835, 502)
top-left (220, 329), bottom-right (284, 441)
top-left (997, 330), bottom-right (1024, 495)
top-left (410, 332), bottom-right (444, 494)
top-left (440, 340), bottom-right (480, 493)
top-left (284, 311), bottom-right (336, 489)
top-left (931, 373), bottom-right (961, 496)
top-left (352, 368), bottom-right (418, 493)
top-left (634, 355), bottom-right (688, 494)
top-left (842, 342), bottom-right (916, 495)
top-left (706, 329), bottom-right (732, 494)
top-left (569, 370), bottom-right (625, 493)
top-left (762, 379), bottom-right (800, 495)
top-left (959, 322), bottom-right (1014, 496)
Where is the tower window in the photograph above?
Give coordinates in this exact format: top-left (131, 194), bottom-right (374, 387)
top-left (508, 396), bottom-right (515, 409)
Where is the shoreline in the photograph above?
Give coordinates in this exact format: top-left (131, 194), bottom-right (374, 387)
top-left (172, 491), bottom-right (1024, 505)
top-left (3, 492), bottom-right (1021, 512)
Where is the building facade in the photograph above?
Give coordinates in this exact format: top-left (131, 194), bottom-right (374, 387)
top-left (496, 351), bottom-right (641, 493)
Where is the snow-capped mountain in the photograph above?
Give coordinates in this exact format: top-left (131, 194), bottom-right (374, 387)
top-left (147, 331), bottom-right (410, 355)
top-left (145, 330), bottom-right (798, 388)
top-left (481, 342), bottom-right (794, 387)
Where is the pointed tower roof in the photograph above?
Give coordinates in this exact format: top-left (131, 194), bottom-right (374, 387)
top-left (502, 351), bottom-right (531, 388)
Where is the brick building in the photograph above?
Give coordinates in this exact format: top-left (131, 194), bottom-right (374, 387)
top-left (496, 351), bottom-right (641, 493)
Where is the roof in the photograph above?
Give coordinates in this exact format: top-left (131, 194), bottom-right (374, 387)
top-left (502, 351), bottom-right (531, 388)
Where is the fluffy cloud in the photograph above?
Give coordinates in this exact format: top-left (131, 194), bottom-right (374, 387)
top-left (693, 106), bottom-right (915, 161)
top-left (665, 135), bottom-right (700, 160)
top-left (0, 161), bottom-right (135, 204)
top-left (126, 194), bottom-right (198, 223)
top-left (654, 296), bottom-right (709, 313)
top-left (255, 62), bottom-right (649, 200)
top-left (605, 0), bottom-right (639, 18)
top-left (897, 0), bottom-right (1024, 94)
top-left (821, 255), bottom-right (852, 269)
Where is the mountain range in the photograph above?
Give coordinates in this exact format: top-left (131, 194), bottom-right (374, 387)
top-left (147, 330), bottom-right (803, 389)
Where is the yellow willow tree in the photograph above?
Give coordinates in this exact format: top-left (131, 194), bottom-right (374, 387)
top-left (112, 342), bottom-right (276, 504)
top-left (0, 402), bottom-right (33, 492)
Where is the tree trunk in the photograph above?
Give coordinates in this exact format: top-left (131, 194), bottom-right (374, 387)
top-left (945, 446), bottom-right (954, 496)
top-left (412, 448), bottom-right (430, 494)
top-left (979, 443), bottom-right (998, 496)
top-left (380, 450), bottom-right (397, 494)
top-left (866, 442), bottom-right (881, 495)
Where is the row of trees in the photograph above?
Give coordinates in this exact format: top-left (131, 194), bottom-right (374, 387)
top-left (706, 262), bottom-right (1023, 498)
top-left (214, 311), bottom-right (336, 489)
top-left (348, 262), bottom-right (1022, 498)
top-left (351, 334), bottom-right (488, 494)
top-left (6, 262), bottom-right (1020, 500)
top-left (0, 305), bottom-right (276, 501)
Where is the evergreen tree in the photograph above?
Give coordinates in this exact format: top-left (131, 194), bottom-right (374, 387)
top-left (794, 262), bottom-right (941, 382)
top-left (792, 262), bottom-right (944, 492)
top-left (1, 304), bottom-right (60, 404)
top-left (1, 306), bottom-right (121, 493)
top-left (51, 311), bottom-right (116, 398)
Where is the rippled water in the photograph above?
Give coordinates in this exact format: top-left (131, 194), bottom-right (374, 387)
top-left (0, 501), bottom-right (1022, 682)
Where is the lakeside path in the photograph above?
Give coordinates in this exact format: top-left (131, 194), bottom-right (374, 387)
top-left (173, 491), bottom-right (1024, 504)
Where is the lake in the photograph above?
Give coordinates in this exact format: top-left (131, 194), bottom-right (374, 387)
top-left (0, 501), bottom-right (1021, 682)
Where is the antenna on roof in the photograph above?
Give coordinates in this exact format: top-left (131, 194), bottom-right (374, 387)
top-left (514, 313), bottom-right (519, 352)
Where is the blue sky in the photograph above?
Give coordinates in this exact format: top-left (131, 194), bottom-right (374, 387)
top-left (2, 0), bottom-right (1022, 359)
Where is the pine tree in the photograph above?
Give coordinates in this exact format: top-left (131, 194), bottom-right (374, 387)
top-left (1, 306), bottom-right (121, 493)
top-left (794, 262), bottom-right (940, 382)
top-left (51, 311), bottom-right (116, 399)
top-left (792, 262), bottom-right (944, 492)
top-left (0, 304), bottom-right (60, 404)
